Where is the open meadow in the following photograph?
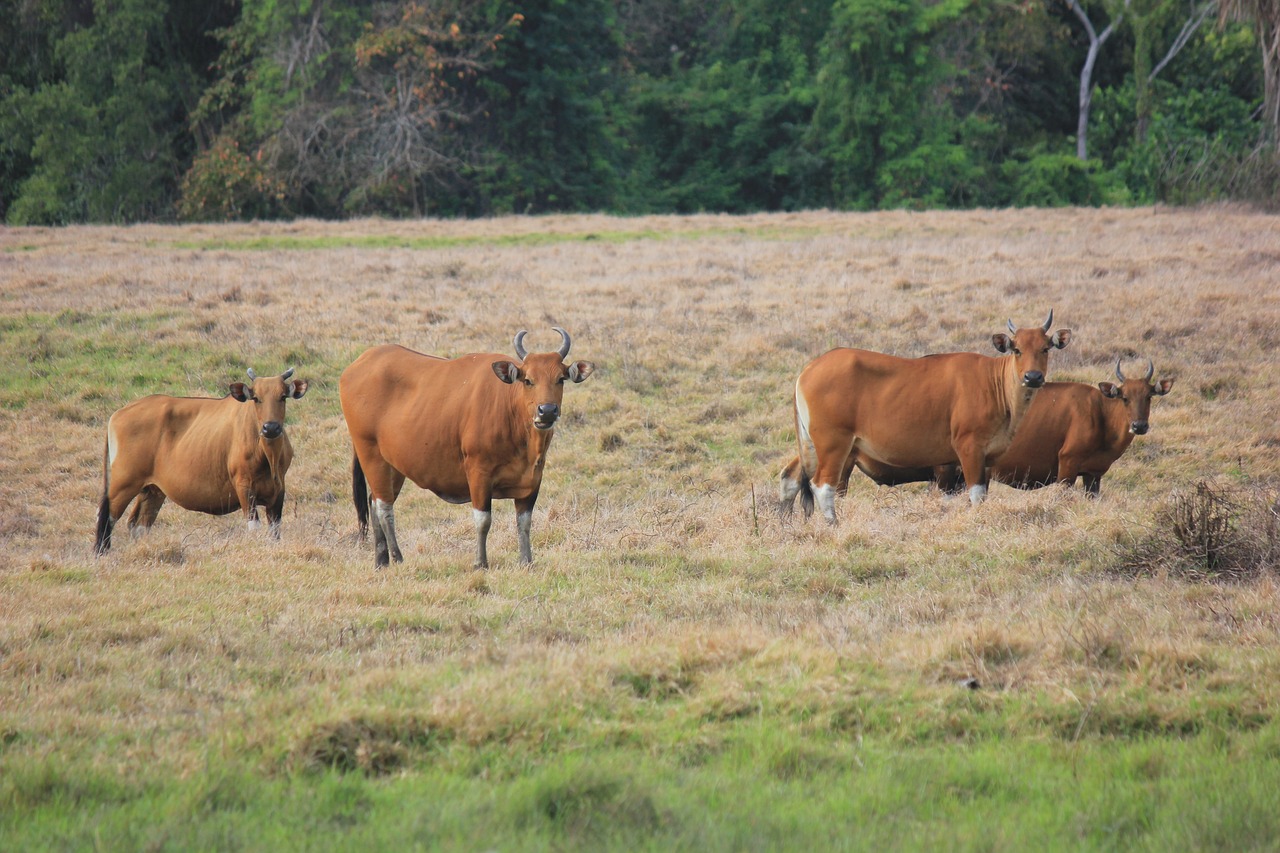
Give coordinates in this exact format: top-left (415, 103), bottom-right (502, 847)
top-left (3, 207), bottom-right (1280, 849)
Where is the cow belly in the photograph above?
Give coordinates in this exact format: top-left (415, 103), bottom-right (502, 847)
top-left (854, 433), bottom-right (955, 469)
top-left (150, 476), bottom-right (241, 515)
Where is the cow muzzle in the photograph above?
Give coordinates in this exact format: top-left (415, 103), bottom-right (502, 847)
top-left (534, 403), bottom-right (560, 430)
top-left (1022, 371), bottom-right (1045, 389)
top-left (261, 421), bottom-right (283, 440)
top-left (1129, 421), bottom-right (1149, 436)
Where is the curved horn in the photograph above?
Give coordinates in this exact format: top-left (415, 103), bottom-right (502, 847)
top-left (246, 367), bottom-right (258, 381)
top-left (281, 367), bottom-right (295, 381)
top-left (513, 330), bottom-right (529, 361)
top-left (553, 326), bottom-right (571, 360)
top-left (1041, 308), bottom-right (1054, 333)
top-left (1144, 359), bottom-right (1154, 382)
top-left (1114, 357), bottom-right (1125, 383)
top-left (1007, 319), bottom-right (1017, 335)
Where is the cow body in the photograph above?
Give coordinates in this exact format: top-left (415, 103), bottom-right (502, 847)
top-left (800, 360), bottom-right (1173, 498)
top-left (779, 312), bottom-right (1070, 521)
top-left (94, 369), bottom-right (308, 554)
top-left (340, 328), bottom-right (593, 569)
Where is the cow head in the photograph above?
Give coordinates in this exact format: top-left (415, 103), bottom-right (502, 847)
top-left (1098, 358), bottom-right (1174, 435)
top-left (229, 367), bottom-right (309, 441)
top-left (991, 309), bottom-right (1072, 388)
top-left (491, 327), bottom-right (595, 431)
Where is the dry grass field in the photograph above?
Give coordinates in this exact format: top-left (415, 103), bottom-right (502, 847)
top-left (3, 206), bottom-right (1280, 849)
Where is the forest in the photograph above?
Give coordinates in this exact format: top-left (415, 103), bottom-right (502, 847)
top-left (1, 0), bottom-right (1277, 223)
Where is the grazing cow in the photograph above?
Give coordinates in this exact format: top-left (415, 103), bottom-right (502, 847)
top-left (339, 328), bottom-right (594, 569)
top-left (780, 311), bottom-right (1071, 521)
top-left (794, 358), bottom-right (1174, 498)
top-left (94, 367), bottom-right (309, 554)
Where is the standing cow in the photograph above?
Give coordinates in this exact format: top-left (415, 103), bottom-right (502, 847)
top-left (966, 358), bottom-right (1175, 495)
top-left (94, 367), bottom-right (309, 554)
top-left (785, 357), bottom-right (1173, 498)
top-left (339, 328), bottom-right (594, 569)
top-left (780, 311), bottom-right (1071, 521)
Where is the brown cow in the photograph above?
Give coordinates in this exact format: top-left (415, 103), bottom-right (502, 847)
top-left (790, 358), bottom-right (1174, 498)
top-left (339, 328), bottom-right (594, 569)
top-left (780, 311), bottom-right (1071, 521)
top-left (94, 367), bottom-right (309, 554)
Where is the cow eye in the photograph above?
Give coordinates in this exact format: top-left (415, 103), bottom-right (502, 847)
top-left (1012, 348), bottom-right (1022, 356)
top-left (521, 378), bottom-right (534, 387)
top-left (556, 376), bottom-right (566, 385)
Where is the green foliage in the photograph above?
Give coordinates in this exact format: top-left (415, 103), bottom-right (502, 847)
top-left (0, 0), bottom-right (1273, 219)
top-left (999, 146), bottom-right (1128, 207)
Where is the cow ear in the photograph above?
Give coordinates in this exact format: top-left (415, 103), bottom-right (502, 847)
top-left (289, 380), bottom-right (309, 399)
top-left (1098, 382), bottom-right (1121, 398)
top-left (229, 382), bottom-right (251, 402)
top-left (1155, 379), bottom-right (1174, 396)
top-left (1052, 329), bottom-right (1072, 349)
top-left (991, 334), bottom-right (1011, 353)
top-left (491, 361), bottom-right (520, 384)
top-left (568, 361), bottom-right (595, 383)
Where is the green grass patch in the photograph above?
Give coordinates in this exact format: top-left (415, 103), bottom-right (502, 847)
top-left (162, 224), bottom-right (824, 253)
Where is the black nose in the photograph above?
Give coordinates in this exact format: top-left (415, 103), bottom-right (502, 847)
top-left (1022, 371), bottom-right (1045, 388)
top-left (1130, 421), bottom-right (1149, 435)
top-left (536, 403), bottom-right (559, 421)
top-left (262, 421), bottom-right (283, 439)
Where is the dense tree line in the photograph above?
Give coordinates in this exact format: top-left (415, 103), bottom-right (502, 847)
top-left (0, 0), bottom-right (1275, 223)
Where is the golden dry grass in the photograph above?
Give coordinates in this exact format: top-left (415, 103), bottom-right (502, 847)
top-left (2, 206), bottom-right (1280, 780)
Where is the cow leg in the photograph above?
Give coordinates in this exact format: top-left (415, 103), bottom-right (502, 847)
top-left (953, 438), bottom-right (990, 506)
top-left (514, 494), bottom-right (538, 566)
top-left (371, 497), bottom-right (405, 567)
top-left (810, 432), bottom-right (854, 524)
top-left (97, 476), bottom-right (147, 554)
top-left (472, 502), bottom-right (493, 569)
top-left (778, 456), bottom-right (803, 517)
top-left (1081, 473), bottom-right (1102, 497)
top-left (127, 485), bottom-right (167, 537)
top-left (265, 491), bottom-right (285, 540)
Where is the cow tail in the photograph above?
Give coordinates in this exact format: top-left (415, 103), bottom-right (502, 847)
top-left (352, 452), bottom-right (369, 541)
top-left (794, 377), bottom-right (817, 517)
top-left (94, 437), bottom-right (112, 554)
top-left (798, 470), bottom-right (815, 517)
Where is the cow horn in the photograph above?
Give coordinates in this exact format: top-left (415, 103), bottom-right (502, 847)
top-left (1114, 357), bottom-right (1125, 382)
top-left (514, 330), bottom-right (529, 361)
top-left (553, 327), bottom-right (571, 359)
top-left (1144, 359), bottom-right (1154, 382)
top-left (1041, 308), bottom-right (1054, 333)
top-left (1006, 319), bottom-right (1017, 335)
top-left (281, 367), bottom-right (295, 381)
top-left (246, 367), bottom-right (258, 381)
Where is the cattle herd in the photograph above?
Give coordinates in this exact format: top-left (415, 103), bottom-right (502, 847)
top-left (93, 313), bottom-right (1173, 567)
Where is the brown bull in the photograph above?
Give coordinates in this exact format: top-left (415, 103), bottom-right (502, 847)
top-left (339, 328), bottom-right (594, 569)
top-left (94, 368), bottom-right (309, 554)
top-left (780, 311), bottom-right (1071, 521)
top-left (790, 358), bottom-right (1173, 498)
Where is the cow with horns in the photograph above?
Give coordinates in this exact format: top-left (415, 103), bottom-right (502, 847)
top-left (339, 328), bottom-right (595, 569)
top-left (780, 311), bottom-right (1071, 521)
top-left (785, 357), bottom-right (1173, 498)
top-left (960, 357), bottom-right (1175, 495)
top-left (94, 367), bottom-right (309, 554)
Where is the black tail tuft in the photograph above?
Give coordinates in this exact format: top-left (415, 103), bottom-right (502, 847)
top-left (799, 471), bottom-right (815, 519)
top-left (94, 491), bottom-right (112, 555)
top-left (352, 453), bottom-right (369, 540)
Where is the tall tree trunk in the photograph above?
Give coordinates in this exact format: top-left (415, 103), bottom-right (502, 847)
top-left (1221, 0), bottom-right (1280, 148)
top-left (1067, 0), bottom-right (1131, 161)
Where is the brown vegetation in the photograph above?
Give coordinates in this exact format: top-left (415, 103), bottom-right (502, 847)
top-left (1, 206), bottom-right (1279, 776)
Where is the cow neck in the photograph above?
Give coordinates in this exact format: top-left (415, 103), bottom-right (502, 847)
top-left (999, 355), bottom-right (1039, 429)
top-left (525, 415), bottom-right (554, 471)
top-left (234, 401), bottom-right (287, 487)
top-left (1100, 397), bottom-right (1136, 456)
